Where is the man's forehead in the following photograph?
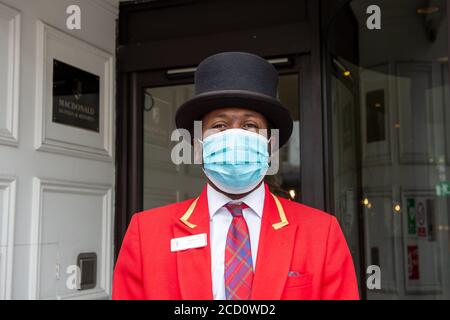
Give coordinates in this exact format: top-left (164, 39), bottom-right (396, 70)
top-left (204, 108), bottom-right (264, 119)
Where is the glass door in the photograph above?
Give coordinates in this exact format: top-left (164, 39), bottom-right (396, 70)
top-left (140, 72), bottom-right (302, 210)
top-left (142, 82), bottom-right (204, 208)
top-left (327, 0), bottom-right (450, 299)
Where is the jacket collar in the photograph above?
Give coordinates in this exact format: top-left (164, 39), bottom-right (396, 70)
top-left (206, 182), bottom-right (265, 219)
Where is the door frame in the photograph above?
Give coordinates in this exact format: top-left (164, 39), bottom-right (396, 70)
top-left (115, 52), bottom-right (327, 260)
top-left (115, 0), bottom-right (327, 260)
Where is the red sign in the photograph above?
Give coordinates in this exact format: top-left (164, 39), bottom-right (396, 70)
top-left (408, 245), bottom-right (420, 280)
top-left (416, 202), bottom-right (426, 237)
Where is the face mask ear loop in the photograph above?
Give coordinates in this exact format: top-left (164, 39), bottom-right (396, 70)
top-left (267, 137), bottom-right (274, 165)
top-left (193, 138), bottom-right (204, 166)
top-left (267, 137), bottom-right (272, 154)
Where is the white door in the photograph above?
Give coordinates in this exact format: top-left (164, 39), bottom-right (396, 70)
top-left (0, 0), bottom-right (117, 299)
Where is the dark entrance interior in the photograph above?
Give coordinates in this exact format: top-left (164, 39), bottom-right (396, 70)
top-left (114, 0), bottom-right (360, 294)
top-left (115, 0), bottom-right (329, 248)
top-left (115, 0), bottom-right (450, 300)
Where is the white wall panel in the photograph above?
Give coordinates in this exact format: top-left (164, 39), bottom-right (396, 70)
top-left (34, 21), bottom-right (114, 161)
top-left (0, 176), bottom-right (16, 300)
top-left (0, 0), bottom-right (117, 299)
top-left (30, 178), bottom-right (112, 300)
top-left (0, 3), bottom-right (20, 146)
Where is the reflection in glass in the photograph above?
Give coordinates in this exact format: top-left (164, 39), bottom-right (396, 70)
top-left (329, 0), bottom-right (450, 299)
top-left (143, 74), bottom-right (302, 210)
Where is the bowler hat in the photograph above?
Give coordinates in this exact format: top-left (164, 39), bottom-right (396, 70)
top-left (175, 51), bottom-right (293, 147)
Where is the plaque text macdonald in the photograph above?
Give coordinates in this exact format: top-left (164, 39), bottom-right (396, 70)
top-left (52, 59), bottom-right (100, 132)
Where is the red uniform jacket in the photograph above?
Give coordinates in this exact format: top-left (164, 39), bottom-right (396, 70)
top-left (113, 183), bottom-right (360, 300)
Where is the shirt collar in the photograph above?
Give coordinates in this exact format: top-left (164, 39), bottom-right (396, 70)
top-left (207, 182), bottom-right (265, 219)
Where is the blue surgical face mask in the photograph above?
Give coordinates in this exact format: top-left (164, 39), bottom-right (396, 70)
top-left (201, 128), bottom-right (270, 194)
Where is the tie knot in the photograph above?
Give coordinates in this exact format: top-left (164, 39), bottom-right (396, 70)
top-left (224, 202), bottom-right (248, 217)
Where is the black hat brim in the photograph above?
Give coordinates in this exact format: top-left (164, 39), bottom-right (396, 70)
top-left (175, 90), bottom-right (294, 147)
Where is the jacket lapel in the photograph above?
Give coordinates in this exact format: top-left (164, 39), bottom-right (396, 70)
top-left (251, 184), bottom-right (298, 299)
top-left (172, 186), bottom-right (213, 299)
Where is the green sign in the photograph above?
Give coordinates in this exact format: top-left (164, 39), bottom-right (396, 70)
top-left (436, 182), bottom-right (450, 197)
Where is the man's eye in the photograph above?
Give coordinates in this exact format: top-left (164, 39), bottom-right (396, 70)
top-left (212, 123), bottom-right (227, 129)
top-left (243, 123), bottom-right (258, 129)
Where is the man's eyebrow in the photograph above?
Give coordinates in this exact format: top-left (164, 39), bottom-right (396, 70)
top-left (210, 113), bottom-right (229, 119)
top-left (209, 112), bottom-right (260, 119)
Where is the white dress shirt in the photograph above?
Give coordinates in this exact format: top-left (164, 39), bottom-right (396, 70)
top-left (207, 182), bottom-right (265, 300)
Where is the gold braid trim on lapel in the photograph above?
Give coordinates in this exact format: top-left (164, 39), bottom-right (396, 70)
top-left (180, 192), bottom-right (289, 230)
top-left (180, 197), bottom-right (199, 228)
top-left (270, 193), bottom-right (289, 230)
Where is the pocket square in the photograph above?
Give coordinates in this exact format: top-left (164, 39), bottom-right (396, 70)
top-left (285, 271), bottom-right (314, 288)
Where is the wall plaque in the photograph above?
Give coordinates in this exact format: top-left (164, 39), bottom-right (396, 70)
top-left (52, 59), bottom-right (100, 132)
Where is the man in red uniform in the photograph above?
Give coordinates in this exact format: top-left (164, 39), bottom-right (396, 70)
top-left (113, 52), bottom-right (359, 300)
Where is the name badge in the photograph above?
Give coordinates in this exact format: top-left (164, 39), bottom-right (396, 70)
top-left (171, 233), bottom-right (207, 252)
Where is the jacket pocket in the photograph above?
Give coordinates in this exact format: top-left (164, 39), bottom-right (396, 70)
top-left (284, 272), bottom-right (313, 288)
top-left (282, 272), bottom-right (314, 300)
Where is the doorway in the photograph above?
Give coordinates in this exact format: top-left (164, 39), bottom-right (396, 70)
top-left (138, 59), bottom-right (302, 211)
top-left (115, 0), bottom-right (326, 262)
top-left (115, 52), bottom-right (324, 256)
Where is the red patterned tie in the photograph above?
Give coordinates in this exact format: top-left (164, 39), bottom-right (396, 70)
top-left (224, 202), bottom-right (253, 300)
